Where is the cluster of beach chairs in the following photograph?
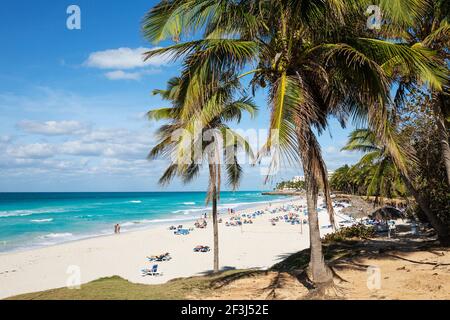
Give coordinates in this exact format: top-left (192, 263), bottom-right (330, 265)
top-left (142, 244), bottom-right (211, 277)
top-left (142, 252), bottom-right (172, 276)
top-left (168, 225), bottom-right (194, 235)
top-left (225, 218), bottom-right (253, 226)
top-left (270, 213), bottom-right (305, 226)
top-left (141, 200), bottom-right (359, 278)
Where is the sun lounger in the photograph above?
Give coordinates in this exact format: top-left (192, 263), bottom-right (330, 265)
top-left (193, 245), bottom-right (210, 252)
top-left (142, 264), bottom-right (163, 276)
top-left (174, 228), bottom-right (190, 235)
top-left (147, 253), bottom-right (171, 262)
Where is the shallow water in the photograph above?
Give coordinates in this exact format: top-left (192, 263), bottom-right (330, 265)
top-left (0, 191), bottom-right (290, 252)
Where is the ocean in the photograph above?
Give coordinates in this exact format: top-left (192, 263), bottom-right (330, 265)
top-left (0, 192), bottom-right (290, 253)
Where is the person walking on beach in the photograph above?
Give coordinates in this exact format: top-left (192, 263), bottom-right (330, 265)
top-left (114, 224), bottom-right (118, 234)
top-left (117, 224), bottom-right (121, 234)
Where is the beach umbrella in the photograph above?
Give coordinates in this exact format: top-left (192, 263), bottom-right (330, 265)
top-left (369, 206), bottom-right (404, 221)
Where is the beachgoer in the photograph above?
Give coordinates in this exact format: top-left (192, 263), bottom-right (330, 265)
top-left (117, 224), bottom-right (121, 234)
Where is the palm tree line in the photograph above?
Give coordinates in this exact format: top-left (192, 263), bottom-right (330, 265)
top-left (330, 128), bottom-right (407, 201)
top-left (143, 0), bottom-right (448, 290)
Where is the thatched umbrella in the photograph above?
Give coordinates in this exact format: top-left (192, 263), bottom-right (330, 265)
top-left (369, 206), bottom-right (404, 221)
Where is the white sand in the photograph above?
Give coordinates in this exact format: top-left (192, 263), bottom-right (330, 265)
top-left (0, 197), bottom-right (351, 299)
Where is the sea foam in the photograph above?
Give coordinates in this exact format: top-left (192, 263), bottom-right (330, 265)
top-left (40, 233), bottom-right (73, 239)
top-left (0, 208), bottom-right (68, 218)
top-left (31, 218), bottom-right (53, 223)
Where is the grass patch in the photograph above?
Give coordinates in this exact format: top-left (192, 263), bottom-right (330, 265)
top-left (6, 270), bottom-right (244, 300)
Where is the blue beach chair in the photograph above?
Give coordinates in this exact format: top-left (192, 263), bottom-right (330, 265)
top-left (141, 264), bottom-right (163, 276)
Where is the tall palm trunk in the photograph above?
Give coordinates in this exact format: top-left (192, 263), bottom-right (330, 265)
top-left (295, 120), bottom-right (333, 287)
top-left (305, 176), bottom-right (333, 285)
top-left (433, 94), bottom-right (450, 186)
top-left (212, 180), bottom-right (219, 273)
top-left (402, 175), bottom-right (450, 245)
top-left (208, 163), bottom-right (220, 273)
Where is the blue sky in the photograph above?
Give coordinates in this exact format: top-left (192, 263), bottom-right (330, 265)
top-left (0, 0), bottom-right (360, 192)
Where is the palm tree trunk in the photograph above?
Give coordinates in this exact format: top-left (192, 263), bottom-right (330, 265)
top-left (305, 173), bottom-right (333, 288)
top-left (208, 162), bottom-right (220, 273)
top-left (295, 120), bottom-right (334, 288)
top-left (305, 181), bottom-right (333, 285)
top-left (212, 181), bottom-right (219, 273)
top-left (433, 95), bottom-right (450, 186)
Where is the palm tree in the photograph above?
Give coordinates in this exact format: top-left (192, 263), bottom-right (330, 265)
top-left (341, 129), bottom-right (407, 202)
top-left (148, 75), bottom-right (257, 273)
top-left (392, 0), bottom-right (450, 185)
top-left (330, 165), bottom-right (356, 195)
top-left (142, 0), bottom-right (444, 289)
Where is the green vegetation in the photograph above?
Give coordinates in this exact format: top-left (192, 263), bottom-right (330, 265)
top-left (142, 0), bottom-right (449, 287)
top-left (322, 224), bottom-right (376, 244)
top-left (6, 272), bottom-right (243, 300)
top-left (330, 129), bottom-right (407, 200)
top-left (275, 180), bottom-right (305, 191)
top-left (331, 88), bottom-right (450, 243)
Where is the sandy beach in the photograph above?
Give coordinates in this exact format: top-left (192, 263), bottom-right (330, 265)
top-left (0, 197), bottom-right (351, 299)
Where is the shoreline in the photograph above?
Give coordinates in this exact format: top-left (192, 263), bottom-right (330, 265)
top-left (0, 195), bottom-right (298, 255)
top-left (0, 196), bottom-right (352, 299)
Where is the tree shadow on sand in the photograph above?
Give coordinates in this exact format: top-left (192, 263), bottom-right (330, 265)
top-left (205, 236), bottom-right (449, 299)
top-left (184, 236), bottom-right (448, 299)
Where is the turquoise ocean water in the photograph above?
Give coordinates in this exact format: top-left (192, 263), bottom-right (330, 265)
top-left (0, 192), bottom-right (290, 253)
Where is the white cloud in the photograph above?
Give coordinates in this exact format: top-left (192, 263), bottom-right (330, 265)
top-left (59, 141), bottom-right (104, 157)
top-left (322, 145), bottom-right (362, 170)
top-left (3, 127), bottom-right (153, 162)
top-left (104, 69), bottom-right (162, 81)
top-left (17, 120), bottom-right (90, 136)
top-left (325, 146), bottom-right (337, 153)
top-left (84, 47), bottom-right (170, 70)
top-left (105, 70), bottom-right (142, 80)
top-left (0, 135), bottom-right (12, 144)
top-left (81, 129), bottom-right (129, 142)
top-left (7, 143), bottom-right (55, 159)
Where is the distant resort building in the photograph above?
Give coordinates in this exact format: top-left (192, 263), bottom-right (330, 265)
top-left (327, 170), bottom-right (334, 178)
top-left (292, 175), bottom-right (305, 182)
top-left (276, 172), bottom-right (334, 192)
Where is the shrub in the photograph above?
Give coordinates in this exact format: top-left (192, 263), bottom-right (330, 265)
top-left (323, 224), bottom-right (375, 243)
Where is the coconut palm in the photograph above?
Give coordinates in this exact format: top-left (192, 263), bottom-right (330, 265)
top-left (341, 129), bottom-right (407, 202)
top-left (148, 75), bottom-right (257, 273)
top-left (142, 0), bottom-right (444, 289)
top-left (330, 165), bottom-right (355, 194)
top-left (391, 0), bottom-right (450, 185)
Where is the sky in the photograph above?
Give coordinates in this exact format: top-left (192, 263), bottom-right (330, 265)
top-left (0, 0), bottom-right (361, 192)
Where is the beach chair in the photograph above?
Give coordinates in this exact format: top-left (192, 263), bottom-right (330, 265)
top-left (142, 264), bottom-right (163, 276)
top-left (147, 253), bottom-right (171, 262)
top-left (174, 229), bottom-right (190, 235)
top-left (193, 245), bottom-right (210, 252)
